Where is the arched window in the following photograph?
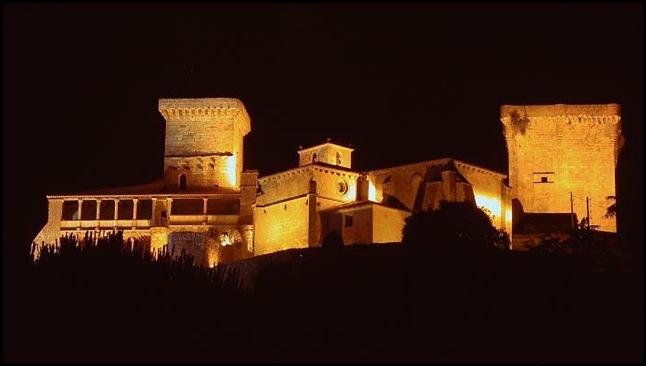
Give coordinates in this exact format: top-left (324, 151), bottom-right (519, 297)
top-left (336, 152), bottom-right (342, 165)
top-left (312, 153), bottom-right (317, 163)
top-left (179, 174), bottom-right (187, 190)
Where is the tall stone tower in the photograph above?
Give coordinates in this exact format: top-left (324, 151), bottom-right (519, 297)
top-left (158, 98), bottom-right (251, 190)
top-left (501, 104), bottom-right (623, 232)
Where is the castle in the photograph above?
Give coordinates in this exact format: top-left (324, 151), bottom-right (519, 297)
top-left (32, 98), bottom-right (623, 265)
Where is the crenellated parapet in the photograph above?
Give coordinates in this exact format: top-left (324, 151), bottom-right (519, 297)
top-left (158, 98), bottom-right (251, 135)
top-left (501, 103), bottom-right (621, 120)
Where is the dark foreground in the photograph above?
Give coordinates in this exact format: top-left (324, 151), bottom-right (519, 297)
top-left (4, 237), bottom-right (643, 362)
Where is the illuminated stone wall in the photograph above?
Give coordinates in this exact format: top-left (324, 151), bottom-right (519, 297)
top-left (457, 163), bottom-right (511, 233)
top-left (257, 169), bottom-right (312, 205)
top-left (254, 196), bottom-right (311, 255)
top-left (297, 142), bottom-right (354, 169)
top-left (33, 199), bottom-right (63, 252)
top-left (159, 98), bottom-right (251, 189)
top-left (501, 104), bottom-right (622, 232)
top-left (168, 230), bottom-right (208, 266)
top-left (311, 168), bottom-right (358, 203)
top-left (372, 205), bottom-right (411, 243)
top-left (366, 159), bottom-right (511, 234)
top-left (255, 164), bottom-right (360, 253)
top-left (239, 171), bottom-right (258, 225)
top-left (320, 203), bottom-right (411, 245)
top-left (314, 197), bottom-right (345, 245)
top-left (150, 226), bottom-right (168, 254)
top-left (257, 166), bottom-right (358, 206)
top-left (339, 206), bottom-right (373, 244)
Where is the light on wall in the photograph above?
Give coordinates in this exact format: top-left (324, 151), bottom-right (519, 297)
top-left (474, 192), bottom-right (502, 220)
top-left (226, 155), bottom-right (237, 187)
top-left (220, 232), bottom-right (232, 246)
top-left (368, 179), bottom-right (377, 202)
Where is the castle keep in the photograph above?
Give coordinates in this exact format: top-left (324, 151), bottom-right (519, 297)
top-left (501, 104), bottom-right (622, 233)
top-left (33, 98), bottom-right (622, 265)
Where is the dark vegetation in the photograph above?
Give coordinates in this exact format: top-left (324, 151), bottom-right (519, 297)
top-left (5, 206), bottom-right (642, 362)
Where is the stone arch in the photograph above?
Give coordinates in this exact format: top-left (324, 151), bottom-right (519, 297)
top-left (511, 198), bottom-right (524, 229)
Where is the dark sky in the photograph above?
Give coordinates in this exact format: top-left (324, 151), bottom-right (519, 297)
top-left (3, 4), bottom-right (643, 254)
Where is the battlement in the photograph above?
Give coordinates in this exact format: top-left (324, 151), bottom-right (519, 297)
top-left (159, 98), bottom-right (250, 135)
top-left (501, 104), bottom-right (621, 119)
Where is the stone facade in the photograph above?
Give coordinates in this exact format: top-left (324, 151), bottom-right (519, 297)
top-left (255, 154), bottom-right (512, 252)
top-left (32, 98), bottom-right (622, 263)
top-left (33, 98), bottom-right (256, 266)
top-left (366, 158), bottom-right (512, 233)
top-left (297, 142), bottom-right (354, 169)
top-left (253, 164), bottom-right (360, 255)
top-left (159, 98), bottom-right (250, 190)
top-left (501, 104), bottom-right (622, 233)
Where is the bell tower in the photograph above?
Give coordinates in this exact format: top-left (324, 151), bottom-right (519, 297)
top-left (158, 98), bottom-right (251, 190)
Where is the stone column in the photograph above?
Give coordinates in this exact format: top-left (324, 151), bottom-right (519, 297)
top-left (96, 199), bottom-right (101, 230)
top-left (241, 225), bottom-right (254, 253)
top-left (132, 198), bottom-right (138, 230)
top-left (113, 199), bottom-right (119, 229)
top-left (203, 198), bottom-right (208, 225)
top-left (77, 199), bottom-right (83, 231)
top-left (166, 198), bottom-right (173, 226)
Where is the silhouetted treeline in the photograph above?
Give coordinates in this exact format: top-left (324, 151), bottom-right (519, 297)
top-left (10, 232), bottom-right (249, 362)
top-left (5, 230), bottom-right (642, 362)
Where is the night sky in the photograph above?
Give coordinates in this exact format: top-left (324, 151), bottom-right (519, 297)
top-left (3, 4), bottom-right (643, 257)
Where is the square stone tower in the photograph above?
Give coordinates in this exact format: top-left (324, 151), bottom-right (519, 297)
top-left (297, 141), bottom-right (354, 169)
top-left (159, 98), bottom-right (251, 190)
top-left (501, 104), bottom-right (623, 232)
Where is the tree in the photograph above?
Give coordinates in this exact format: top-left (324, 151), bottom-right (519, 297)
top-left (322, 230), bottom-right (344, 250)
top-left (402, 201), bottom-right (510, 252)
top-left (603, 195), bottom-right (617, 219)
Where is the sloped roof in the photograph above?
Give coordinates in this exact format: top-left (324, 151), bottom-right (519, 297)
top-left (319, 200), bottom-right (411, 213)
top-left (367, 157), bottom-right (507, 179)
top-left (424, 160), bottom-right (469, 183)
top-left (47, 179), bottom-right (240, 198)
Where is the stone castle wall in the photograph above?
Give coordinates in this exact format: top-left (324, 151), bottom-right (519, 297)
top-left (501, 104), bottom-right (622, 232)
